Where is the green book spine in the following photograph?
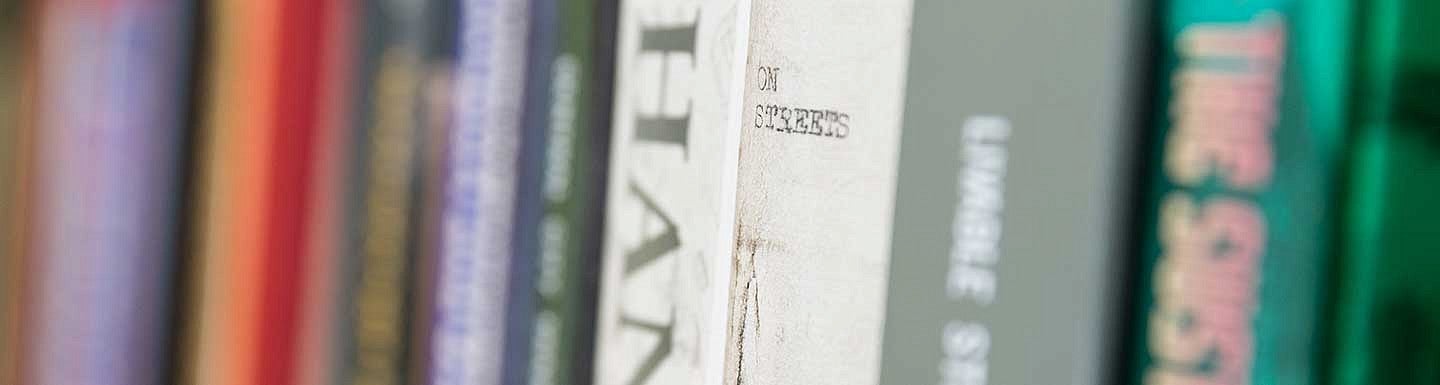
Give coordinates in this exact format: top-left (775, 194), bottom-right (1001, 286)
top-left (1129, 0), bottom-right (1347, 384)
top-left (522, 0), bottom-right (615, 383)
top-left (1327, 0), bottom-right (1440, 383)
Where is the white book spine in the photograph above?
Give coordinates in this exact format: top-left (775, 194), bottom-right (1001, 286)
top-left (724, 0), bottom-right (914, 384)
top-left (430, 0), bottom-right (529, 383)
top-left (593, 0), bottom-right (751, 384)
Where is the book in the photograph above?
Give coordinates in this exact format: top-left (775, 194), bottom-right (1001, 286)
top-left (876, 0), bottom-right (1145, 384)
top-left (509, 0), bottom-right (617, 382)
top-left (1326, 0), bottom-right (1440, 383)
top-left (0, 0), bottom-right (28, 382)
top-left (1128, 1), bottom-right (1346, 384)
top-left (180, 0), bottom-right (336, 383)
top-left (262, 1), bottom-right (336, 383)
top-left (722, 0), bottom-right (913, 384)
top-left (405, 2), bottom-right (458, 385)
top-left (420, 0), bottom-right (530, 383)
top-left (344, 0), bottom-right (445, 383)
top-left (296, 0), bottom-right (359, 384)
top-left (178, 0), bottom-right (278, 381)
top-left (20, 1), bottom-right (194, 384)
top-left (592, 0), bottom-right (750, 383)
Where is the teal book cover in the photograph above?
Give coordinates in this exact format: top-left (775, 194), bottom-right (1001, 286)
top-left (1129, 0), bottom-right (1349, 384)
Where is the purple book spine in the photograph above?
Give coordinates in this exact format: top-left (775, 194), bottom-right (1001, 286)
top-left (27, 1), bottom-right (189, 384)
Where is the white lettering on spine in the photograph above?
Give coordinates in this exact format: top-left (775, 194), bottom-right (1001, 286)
top-left (947, 116), bottom-right (1009, 304)
top-left (941, 116), bottom-right (1009, 385)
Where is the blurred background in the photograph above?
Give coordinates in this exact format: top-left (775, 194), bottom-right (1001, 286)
top-left (0, 0), bottom-right (1438, 384)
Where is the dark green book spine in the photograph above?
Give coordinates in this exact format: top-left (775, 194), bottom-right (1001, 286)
top-left (1129, 1), bottom-right (1347, 384)
top-left (1327, 0), bottom-right (1440, 383)
top-left (515, 0), bottom-right (616, 383)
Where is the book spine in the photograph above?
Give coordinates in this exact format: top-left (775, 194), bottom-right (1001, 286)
top-left (1130, 1), bottom-right (1343, 384)
top-left (0, 0), bottom-right (28, 382)
top-left (297, 0), bottom-right (359, 384)
top-left (259, 1), bottom-right (335, 383)
top-left (1327, 0), bottom-right (1440, 383)
top-left (507, 0), bottom-right (554, 381)
top-left (876, 0), bottom-right (1144, 384)
top-left (592, 0), bottom-right (750, 383)
top-left (406, 2), bottom-right (459, 385)
top-left (334, 0), bottom-right (382, 383)
top-left (423, 0), bottom-right (529, 383)
top-left (722, 0), bottom-right (912, 384)
top-left (425, 1), bottom-right (491, 382)
top-left (347, 0), bottom-right (435, 383)
top-left (22, 0), bottom-right (193, 383)
top-left (500, 0), bottom-right (540, 382)
top-left (182, 0), bottom-right (336, 383)
top-left (181, 0), bottom-right (283, 383)
top-left (517, 0), bottom-right (617, 382)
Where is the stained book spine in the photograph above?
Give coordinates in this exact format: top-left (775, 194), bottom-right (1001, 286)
top-left (723, 0), bottom-right (913, 384)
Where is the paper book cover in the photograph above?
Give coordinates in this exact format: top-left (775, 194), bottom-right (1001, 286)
top-left (22, 1), bottom-right (193, 384)
top-left (513, 0), bottom-right (618, 382)
top-left (592, 0), bottom-right (750, 383)
top-left (1326, 0), bottom-right (1440, 383)
top-left (722, 0), bottom-right (912, 384)
top-left (876, 0), bottom-right (1144, 384)
top-left (1128, 0), bottom-right (1346, 384)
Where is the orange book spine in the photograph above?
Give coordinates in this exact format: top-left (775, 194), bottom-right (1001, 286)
top-left (183, 0), bottom-right (279, 383)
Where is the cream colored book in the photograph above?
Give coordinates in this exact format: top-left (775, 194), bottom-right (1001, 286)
top-left (595, 0), bottom-right (912, 383)
top-left (723, 0), bottom-right (912, 384)
top-left (592, 0), bottom-right (750, 384)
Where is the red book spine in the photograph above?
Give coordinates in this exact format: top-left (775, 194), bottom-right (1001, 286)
top-left (259, 0), bottom-right (332, 383)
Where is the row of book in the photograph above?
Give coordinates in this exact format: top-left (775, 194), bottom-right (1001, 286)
top-left (0, 0), bottom-right (1437, 384)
